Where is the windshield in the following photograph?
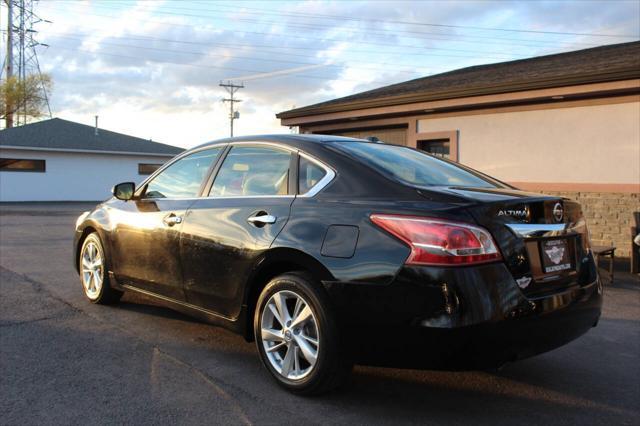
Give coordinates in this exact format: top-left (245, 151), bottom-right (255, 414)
top-left (332, 142), bottom-right (503, 189)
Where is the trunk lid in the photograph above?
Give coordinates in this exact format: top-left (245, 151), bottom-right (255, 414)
top-left (418, 186), bottom-right (595, 296)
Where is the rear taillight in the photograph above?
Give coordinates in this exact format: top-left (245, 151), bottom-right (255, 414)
top-left (370, 214), bottom-right (502, 266)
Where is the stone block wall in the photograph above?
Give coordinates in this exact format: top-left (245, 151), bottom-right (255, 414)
top-left (540, 191), bottom-right (639, 257)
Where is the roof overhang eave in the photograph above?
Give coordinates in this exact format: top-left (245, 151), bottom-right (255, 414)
top-left (277, 69), bottom-right (640, 120)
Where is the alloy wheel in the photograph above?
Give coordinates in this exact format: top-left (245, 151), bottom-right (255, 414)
top-left (260, 290), bottom-right (320, 380)
top-left (81, 241), bottom-right (103, 299)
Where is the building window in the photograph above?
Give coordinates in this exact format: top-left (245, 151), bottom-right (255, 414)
top-left (0, 158), bottom-right (46, 172)
top-left (330, 126), bottom-right (408, 146)
top-left (415, 130), bottom-right (459, 161)
top-left (138, 163), bottom-right (163, 175)
top-left (418, 139), bottom-right (450, 159)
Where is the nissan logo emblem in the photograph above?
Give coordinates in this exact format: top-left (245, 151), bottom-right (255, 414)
top-left (552, 202), bottom-right (564, 223)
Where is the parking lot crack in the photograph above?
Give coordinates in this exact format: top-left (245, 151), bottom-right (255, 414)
top-left (151, 347), bottom-right (254, 425)
top-left (0, 266), bottom-right (83, 315)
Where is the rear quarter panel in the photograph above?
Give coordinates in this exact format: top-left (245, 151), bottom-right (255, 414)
top-left (273, 196), bottom-right (477, 285)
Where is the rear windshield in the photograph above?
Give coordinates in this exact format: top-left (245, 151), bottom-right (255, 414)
top-left (333, 142), bottom-right (503, 188)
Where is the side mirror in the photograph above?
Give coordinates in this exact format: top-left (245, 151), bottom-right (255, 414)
top-left (112, 182), bottom-right (135, 201)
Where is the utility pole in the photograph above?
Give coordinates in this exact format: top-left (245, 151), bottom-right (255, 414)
top-left (5, 0), bottom-right (15, 128)
top-left (3, 0), bottom-right (51, 128)
top-left (219, 81), bottom-right (243, 137)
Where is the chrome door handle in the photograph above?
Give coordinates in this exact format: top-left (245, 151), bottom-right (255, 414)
top-left (247, 214), bottom-right (277, 226)
top-left (163, 215), bottom-right (183, 226)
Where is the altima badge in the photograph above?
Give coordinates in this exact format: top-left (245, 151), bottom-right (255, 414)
top-left (516, 276), bottom-right (532, 289)
top-left (498, 207), bottom-right (529, 219)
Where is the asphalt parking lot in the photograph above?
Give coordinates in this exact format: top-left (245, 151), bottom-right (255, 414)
top-left (1, 203), bottom-right (638, 425)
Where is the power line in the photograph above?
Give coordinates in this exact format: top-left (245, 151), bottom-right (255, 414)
top-left (34, 13), bottom-right (625, 84)
top-left (47, 3), bottom-right (638, 67)
top-left (50, 0), bottom-right (640, 39)
top-left (44, 45), bottom-right (381, 83)
top-left (71, 5), bottom-right (571, 58)
top-left (33, 2), bottom-right (637, 102)
top-left (44, 33), bottom-right (516, 76)
top-left (76, 1), bottom-right (608, 50)
top-left (45, 42), bottom-right (496, 85)
top-left (212, 2), bottom-right (640, 38)
top-left (38, 30), bottom-right (515, 60)
top-left (37, 9), bottom-right (539, 60)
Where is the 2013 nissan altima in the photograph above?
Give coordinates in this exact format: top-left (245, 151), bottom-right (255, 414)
top-left (73, 135), bottom-right (602, 395)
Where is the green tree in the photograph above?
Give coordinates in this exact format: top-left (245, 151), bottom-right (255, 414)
top-left (1, 74), bottom-right (52, 126)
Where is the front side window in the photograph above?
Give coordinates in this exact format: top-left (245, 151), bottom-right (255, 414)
top-left (0, 158), bottom-right (45, 172)
top-left (210, 146), bottom-right (291, 197)
top-left (332, 142), bottom-right (503, 188)
top-left (298, 156), bottom-right (327, 194)
top-left (143, 148), bottom-right (222, 199)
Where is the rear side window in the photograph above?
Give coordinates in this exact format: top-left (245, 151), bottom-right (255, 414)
top-left (210, 146), bottom-right (291, 197)
top-left (333, 142), bottom-right (502, 188)
top-left (143, 148), bottom-right (221, 199)
top-left (298, 156), bottom-right (327, 194)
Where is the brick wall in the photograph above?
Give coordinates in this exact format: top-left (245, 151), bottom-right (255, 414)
top-left (540, 191), bottom-right (639, 257)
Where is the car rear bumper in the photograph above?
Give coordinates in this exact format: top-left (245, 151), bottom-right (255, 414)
top-left (324, 262), bottom-right (603, 369)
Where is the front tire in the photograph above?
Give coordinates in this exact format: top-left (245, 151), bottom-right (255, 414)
top-left (254, 272), bottom-right (352, 395)
top-left (79, 233), bottom-right (122, 304)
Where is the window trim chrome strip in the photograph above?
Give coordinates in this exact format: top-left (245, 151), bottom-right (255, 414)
top-left (226, 140), bottom-right (297, 152)
top-left (204, 195), bottom-right (296, 200)
top-left (297, 151), bottom-right (336, 198)
top-left (132, 140), bottom-right (336, 201)
top-left (136, 195), bottom-right (297, 202)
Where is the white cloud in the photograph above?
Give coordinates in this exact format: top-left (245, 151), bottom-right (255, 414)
top-left (17, 0), bottom-right (638, 147)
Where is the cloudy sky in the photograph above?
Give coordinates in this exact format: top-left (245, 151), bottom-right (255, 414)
top-left (4, 0), bottom-right (639, 148)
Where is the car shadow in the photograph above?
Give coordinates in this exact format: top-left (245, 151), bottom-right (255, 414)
top-left (106, 288), bottom-right (638, 424)
top-left (314, 359), bottom-right (637, 424)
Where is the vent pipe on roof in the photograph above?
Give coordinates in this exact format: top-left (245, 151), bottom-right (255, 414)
top-left (94, 115), bottom-right (99, 136)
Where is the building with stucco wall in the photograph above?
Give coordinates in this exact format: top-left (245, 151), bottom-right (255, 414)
top-left (278, 42), bottom-right (640, 256)
top-left (0, 118), bottom-right (183, 202)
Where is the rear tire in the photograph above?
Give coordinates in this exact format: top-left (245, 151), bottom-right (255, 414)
top-left (79, 233), bottom-right (123, 305)
top-left (254, 271), bottom-right (352, 395)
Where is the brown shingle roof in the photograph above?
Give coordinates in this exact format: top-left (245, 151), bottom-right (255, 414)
top-left (277, 41), bottom-right (640, 119)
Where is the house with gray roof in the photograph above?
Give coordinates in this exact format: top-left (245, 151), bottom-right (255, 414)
top-left (0, 118), bottom-right (183, 201)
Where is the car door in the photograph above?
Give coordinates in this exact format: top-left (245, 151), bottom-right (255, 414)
top-left (110, 147), bottom-right (224, 301)
top-left (179, 144), bottom-right (295, 318)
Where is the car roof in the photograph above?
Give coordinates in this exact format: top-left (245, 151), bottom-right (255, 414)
top-left (191, 134), bottom-right (367, 151)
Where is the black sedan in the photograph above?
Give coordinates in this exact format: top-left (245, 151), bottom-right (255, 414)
top-left (73, 135), bottom-right (602, 395)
